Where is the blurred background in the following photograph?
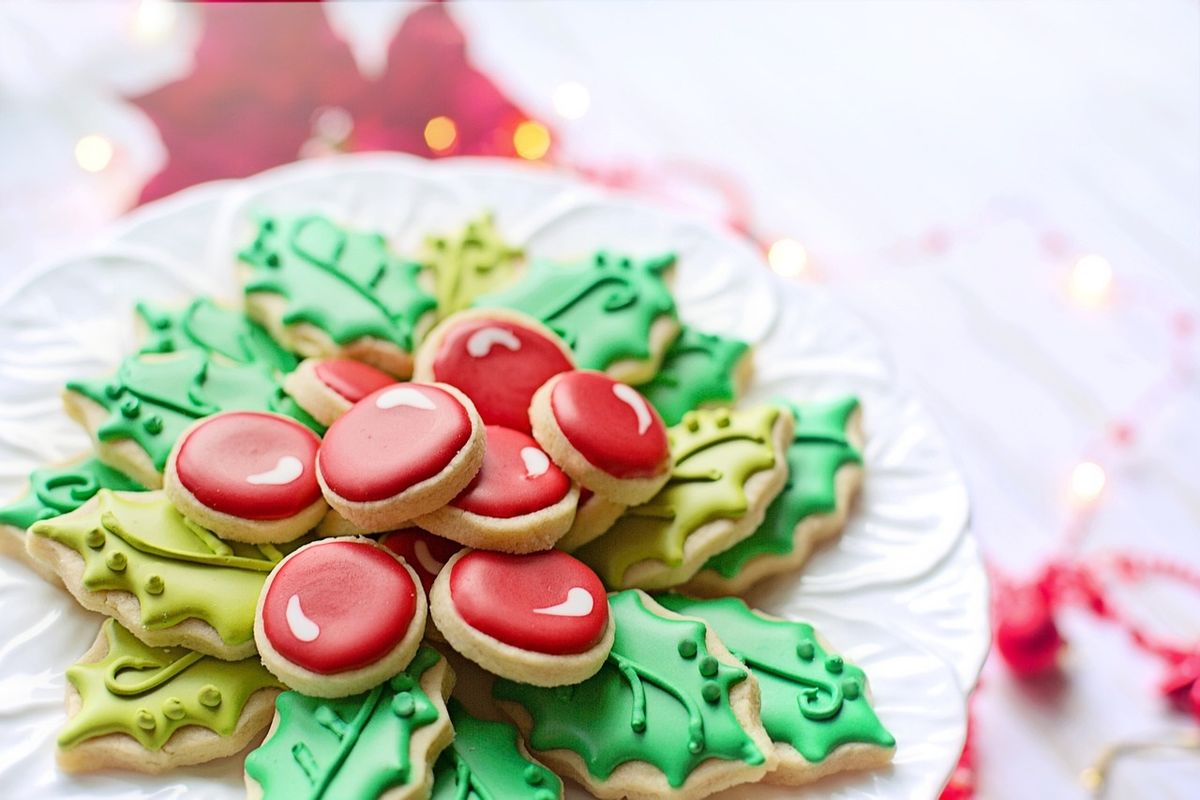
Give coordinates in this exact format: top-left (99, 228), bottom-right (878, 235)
top-left (1, 1), bottom-right (1198, 797)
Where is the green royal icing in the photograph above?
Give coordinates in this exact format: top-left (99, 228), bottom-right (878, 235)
top-left (135, 296), bottom-right (297, 373)
top-left (0, 457), bottom-right (143, 532)
top-left (30, 490), bottom-right (296, 647)
top-left (656, 596), bottom-right (895, 762)
top-left (474, 250), bottom-right (677, 374)
top-left (422, 214), bottom-right (524, 318)
top-left (493, 590), bottom-right (765, 788)
top-left (431, 698), bottom-right (561, 800)
top-left (239, 214), bottom-right (437, 353)
top-left (639, 326), bottom-right (750, 426)
top-left (704, 397), bottom-right (861, 579)
top-left (245, 646), bottom-right (444, 800)
top-left (66, 349), bottom-right (321, 473)
top-left (576, 405), bottom-right (782, 588)
top-left (58, 619), bottom-right (281, 751)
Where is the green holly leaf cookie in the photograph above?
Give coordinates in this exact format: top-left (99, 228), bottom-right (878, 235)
top-left (135, 296), bottom-right (297, 373)
top-left (474, 250), bottom-right (678, 380)
top-left (575, 404), bottom-right (787, 590)
top-left (493, 590), bottom-right (772, 795)
top-left (58, 619), bottom-right (281, 759)
top-left (0, 456), bottom-right (143, 533)
top-left (657, 595), bottom-right (895, 781)
top-left (422, 214), bottom-right (524, 318)
top-left (638, 326), bottom-right (751, 426)
top-left (431, 699), bottom-right (562, 800)
top-left (245, 646), bottom-right (452, 800)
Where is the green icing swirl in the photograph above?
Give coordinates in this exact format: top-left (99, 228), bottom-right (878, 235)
top-left (656, 595), bottom-right (895, 762)
top-left (135, 296), bottom-right (297, 373)
top-left (431, 699), bottom-right (561, 800)
top-left (638, 326), bottom-right (749, 425)
top-left (422, 214), bottom-right (524, 318)
top-left (245, 647), bottom-right (444, 800)
top-left (0, 457), bottom-right (142, 532)
top-left (493, 590), bottom-right (764, 789)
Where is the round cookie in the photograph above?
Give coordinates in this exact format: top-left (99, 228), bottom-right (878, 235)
top-left (164, 411), bottom-right (326, 544)
top-left (316, 382), bottom-right (485, 533)
top-left (430, 549), bottom-right (613, 686)
top-left (283, 357), bottom-right (396, 426)
top-left (379, 527), bottom-right (463, 593)
top-left (254, 537), bottom-right (427, 697)
top-left (530, 370), bottom-right (671, 505)
top-left (557, 488), bottom-right (627, 552)
top-left (414, 426), bottom-right (578, 554)
top-left (413, 308), bottom-right (573, 434)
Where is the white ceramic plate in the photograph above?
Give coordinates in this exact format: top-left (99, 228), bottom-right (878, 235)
top-left (0, 154), bottom-right (987, 799)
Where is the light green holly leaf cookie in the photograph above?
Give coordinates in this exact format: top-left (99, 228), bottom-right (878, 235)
top-left (638, 326), bottom-right (751, 426)
top-left (431, 698), bottom-right (561, 800)
top-left (422, 214), bottom-right (524, 318)
top-left (135, 296), bottom-right (297, 373)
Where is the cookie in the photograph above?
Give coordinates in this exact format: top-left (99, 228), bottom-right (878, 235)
top-left (686, 397), bottom-right (864, 596)
top-left (412, 308), bottom-right (573, 434)
top-left (239, 214), bottom-right (438, 377)
top-left (134, 296), bottom-right (298, 373)
top-left (420, 213), bottom-right (524, 317)
top-left (378, 527), bottom-right (462, 594)
top-left (28, 490), bottom-right (296, 660)
top-left (529, 370), bottom-right (671, 505)
top-left (493, 589), bottom-right (776, 800)
top-left (164, 411), bottom-right (327, 544)
top-left (431, 549), bottom-right (613, 686)
top-left (316, 382), bottom-right (485, 533)
top-left (575, 404), bottom-right (793, 591)
top-left (414, 425), bottom-right (577, 553)
top-left (638, 326), bottom-right (752, 426)
top-left (283, 357), bottom-right (396, 426)
top-left (475, 250), bottom-right (680, 384)
top-left (56, 619), bottom-right (282, 773)
top-left (658, 595), bottom-right (895, 785)
top-left (63, 349), bottom-right (321, 489)
top-left (245, 645), bottom-right (455, 800)
top-left (556, 489), bottom-right (626, 553)
top-left (255, 538), bottom-right (427, 698)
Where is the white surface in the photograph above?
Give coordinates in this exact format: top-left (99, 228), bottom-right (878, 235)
top-left (0, 155), bottom-right (983, 798)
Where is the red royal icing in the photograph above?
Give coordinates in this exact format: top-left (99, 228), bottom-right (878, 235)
top-left (175, 412), bottom-right (322, 520)
top-left (318, 383), bottom-right (473, 502)
top-left (449, 550), bottom-right (608, 655)
top-left (452, 426), bottom-right (570, 518)
top-left (313, 358), bottom-right (395, 403)
top-left (379, 528), bottom-right (461, 593)
top-left (260, 540), bottom-right (418, 674)
top-left (430, 317), bottom-right (571, 434)
top-left (549, 371), bottom-right (669, 479)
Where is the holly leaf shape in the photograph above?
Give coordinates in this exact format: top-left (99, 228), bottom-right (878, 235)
top-left (431, 698), bottom-right (561, 800)
top-left (638, 326), bottom-right (750, 425)
top-left (494, 590), bottom-right (767, 789)
top-left (66, 349), bottom-right (321, 474)
top-left (657, 596), bottom-right (895, 765)
top-left (239, 214), bottom-right (437, 355)
top-left (29, 490), bottom-right (291, 649)
top-left (135, 296), bottom-right (297, 373)
top-left (422, 214), bottom-right (524, 318)
top-left (703, 397), bottom-right (862, 579)
top-left (0, 457), bottom-right (143, 532)
top-left (58, 619), bottom-right (281, 752)
top-left (474, 250), bottom-right (677, 373)
top-left (575, 405), bottom-right (782, 588)
top-left (245, 646), bottom-right (448, 800)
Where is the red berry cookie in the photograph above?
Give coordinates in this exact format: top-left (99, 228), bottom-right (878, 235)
top-left (557, 488), bottom-right (627, 552)
top-left (283, 357), bottom-right (396, 426)
top-left (254, 538), bottom-right (426, 697)
top-left (430, 549), bottom-right (613, 686)
top-left (414, 425), bottom-right (578, 553)
top-left (530, 370), bottom-right (671, 505)
top-left (413, 309), bottom-right (573, 434)
top-left (164, 411), bottom-right (327, 543)
top-left (378, 527), bottom-right (462, 593)
top-left (316, 382), bottom-right (485, 533)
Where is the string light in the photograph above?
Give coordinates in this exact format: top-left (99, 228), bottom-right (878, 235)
top-left (767, 238), bottom-right (809, 278)
top-left (1069, 460), bottom-right (1107, 508)
top-left (1069, 254), bottom-right (1114, 307)
top-left (74, 135), bottom-right (114, 173)
top-left (553, 81), bottom-right (591, 120)
top-left (132, 0), bottom-right (177, 43)
top-left (513, 121), bottom-right (551, 160)
top-left (423, 116), bottom-right (457, 154)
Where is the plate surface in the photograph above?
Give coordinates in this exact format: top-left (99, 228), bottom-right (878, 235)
top-left (0, 154), bottom-right (987, 799)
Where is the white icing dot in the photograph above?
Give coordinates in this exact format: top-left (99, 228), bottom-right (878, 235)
top-left (245, 455), bottom-right (304, 486)
top-left (376, 386), bottom-right (436, 410)
top-left (413, 540), bottom-right (445, 574)
top-left (520, 446), bottom-right (550, 478)
top-left (612, 384), bottom-right (652, 435)
top-left (532, 586), bottom-right (594, 617)
top-left (466, 326), bottom-right (521, 358)
top-left (285, 594), bottom-right (320, 642)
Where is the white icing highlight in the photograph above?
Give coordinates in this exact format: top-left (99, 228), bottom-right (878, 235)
top-left (246, 455), bottom-right (304, 486)
top-left (376, 386), bottom-right (436, 410)
top-left (612, 383), bottom-right (652, 435)
top-left (413, 540), bottom-right (445, 575)
top-left (521, 446), bottom-right (550, 478)
top-left (466, 326), bottom-right (521, 358)
top-left (532, 586), bottom-right (595, 617)
top-left (285, 594), bottom-right (320, 642)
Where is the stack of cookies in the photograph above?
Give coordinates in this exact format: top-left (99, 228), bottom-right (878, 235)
top-left (0, 213), bottom-right (895, 799)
